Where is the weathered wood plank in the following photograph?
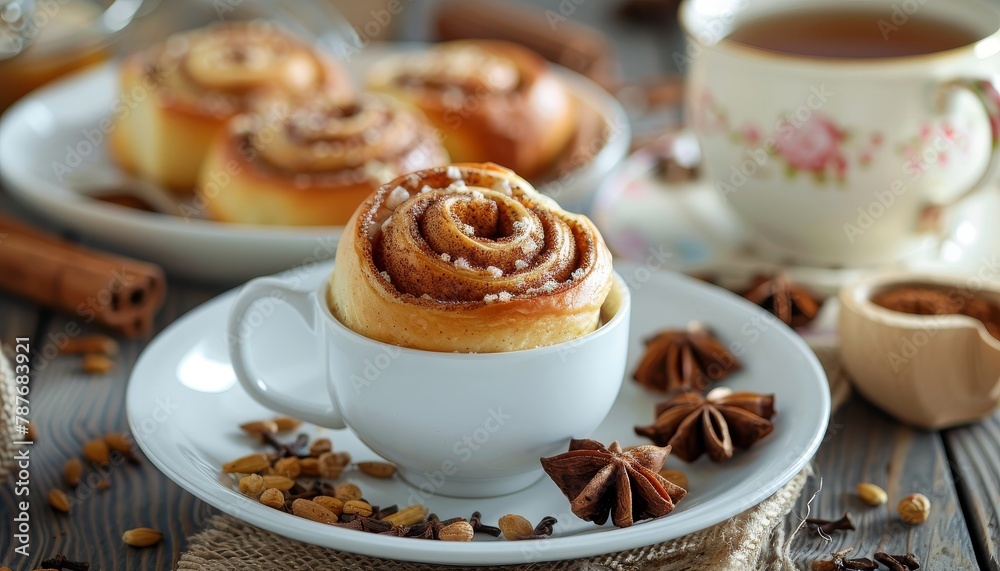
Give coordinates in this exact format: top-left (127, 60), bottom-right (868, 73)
top-left (785, 397), bottom-right (979, 569)
top-left (0, 282), bottom-right (222, 570)
top-left (945, 413), bottom-right (1000, 571)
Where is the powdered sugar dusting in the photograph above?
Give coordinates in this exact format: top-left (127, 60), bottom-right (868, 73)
top-left (486, 266), bottom-right (503, 278)
top-left (421, 185), bottom-right (434, 193)
top-left (512, 219), bottom-right (528, 233)
top-left (514, 259), bottom-right (529, 271)
top-left (483, 293), bottom-right (499, 303)
top-left (385, 186), bottom-right (411, 209)
top-left (527, 280), bottom-right (559, 294)
top-left (498, 291), bottom-right (513, 302)
top-left (462, 224), bottom-right (475, 236)
top-left (380, 271), bottom-right (392, 283)
top-left (440, 252), bottom-right (451, 262)
top-left (521, 238), bottom-right (537, 255)
top-left (571, 268), bottom-right (586, 280)
top-left (492, 178), bottom-right (513, 195)
top-left (454, 257), bottom-right (472, 270)
top-left (447, 179), bottom-right (468, 192)
top-left (447, 166), bottom-right (462, 180)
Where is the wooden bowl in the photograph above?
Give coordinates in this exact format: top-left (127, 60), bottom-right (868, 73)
top-left (839, 273), bottom-right (1000, 429)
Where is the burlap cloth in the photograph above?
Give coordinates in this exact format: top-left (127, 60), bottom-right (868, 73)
top-left (1, 342), bottom-right (21, 478)
top-left (178, 341), bottom-right (849, 571)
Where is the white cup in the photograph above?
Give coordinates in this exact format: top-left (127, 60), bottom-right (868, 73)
top-left (682, 0), bottom-right (1000, 267)
top-left (227, 272), bottom-right (631, 498)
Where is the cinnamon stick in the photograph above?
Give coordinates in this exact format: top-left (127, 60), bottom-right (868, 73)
top-left (0, 215), bottom-right (166, 336)
top-left (434, 0), bottom-right (621, 90)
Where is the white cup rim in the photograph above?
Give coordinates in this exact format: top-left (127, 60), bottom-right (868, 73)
top-left (679, 0), bottom-right (1000, 68)
top-left (316, 271), bottom-right (632, 358)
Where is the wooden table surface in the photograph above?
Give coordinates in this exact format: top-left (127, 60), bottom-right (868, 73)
top-left (1, 2), bottom-right (998, 569)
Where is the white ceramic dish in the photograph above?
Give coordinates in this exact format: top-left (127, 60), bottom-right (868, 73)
top-left (0, 44), bottom-right (628, 282)
top-left (126, 261), bottom-right (830, 565)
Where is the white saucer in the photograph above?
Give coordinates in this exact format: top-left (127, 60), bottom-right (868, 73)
top-left (126, 261), bottom-right (829, 565)
top-left (0, 44), bottom-right (628, 282)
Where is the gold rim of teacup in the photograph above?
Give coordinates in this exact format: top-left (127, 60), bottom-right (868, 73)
top-left (678, 0), bottom-right (1000, 68)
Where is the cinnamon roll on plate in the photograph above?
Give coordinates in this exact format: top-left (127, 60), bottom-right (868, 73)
top-left (366, 40), bottom-right (577, 181)
top-left (197, 93), bottom-right (448, 226)
top-left (329, 163), bottom-right (615, 353)
top-left (111, 21), bottom-right (350, 193)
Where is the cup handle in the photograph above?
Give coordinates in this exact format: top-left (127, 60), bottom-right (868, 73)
top-left (928, 78), bottom-right (1000, 211)
top-left (227, 277), bottom-right (345, 429)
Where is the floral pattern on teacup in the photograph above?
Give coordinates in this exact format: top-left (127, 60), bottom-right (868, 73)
top-left (692, 88), bottom-right (972, 187)
top-left (773, 114), bottom-right (847, 181)
top-left (896, 121), bottom-right (971, 178)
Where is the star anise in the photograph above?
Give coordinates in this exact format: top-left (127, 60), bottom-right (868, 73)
top-left (539, 439), bottom-right (686, 528)
top-left (633, 322), bottom-right (741, 392)
top-left (740, 273), bottom-right (822, 328)
top-left (634, 388), bottom-right (776, 463)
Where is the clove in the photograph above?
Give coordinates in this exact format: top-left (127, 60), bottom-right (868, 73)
top-left (531, 515), bottom-right (558, 537)
top-left (469, 511), bottom-right (502, 537)
top-left (39, 554), bottom-right (90, 571)
top-left (812, 548), bottom-right (876, 571)
top-left (806, 512), bottom-right (856, 536)
top-left (260, 431), bottom-right (309, 458)
top-left (874, 552), bottom-right (920, 571)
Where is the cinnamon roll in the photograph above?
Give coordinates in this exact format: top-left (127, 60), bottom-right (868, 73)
top-left (110, 21), bottom-right (350, 193)
top-left (366, 40), bottom-right (576, 181)
top-left (197, 93), bottom-right (448, 226)
top-left (329, 163), bottom-right (614, 352)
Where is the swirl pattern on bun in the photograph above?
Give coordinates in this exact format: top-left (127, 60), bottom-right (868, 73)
top-left (111, 21), bottom-right (350, 193)
top-left (329, 163), bottom-right (614, 352)
top-left (367, 40), bottom-right (576, 181)
top-left (198, 93), bottom-right (448, 226)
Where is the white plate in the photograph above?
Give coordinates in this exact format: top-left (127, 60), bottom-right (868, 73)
top-left (0, 45), bottom-right (628, 282)
top-left (126, 261), bottom-right (829, 565)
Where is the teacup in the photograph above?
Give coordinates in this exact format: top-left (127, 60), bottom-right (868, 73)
top-left (227, 271), bottom-right (630, 497)
top-left (682, 0), bottom-right (1000, 267)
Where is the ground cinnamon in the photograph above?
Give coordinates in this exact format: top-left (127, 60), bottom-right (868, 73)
top-left (0, 214), bottom-right (166, 336)
top-left (872, 285), bottom-right (1000, 341)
